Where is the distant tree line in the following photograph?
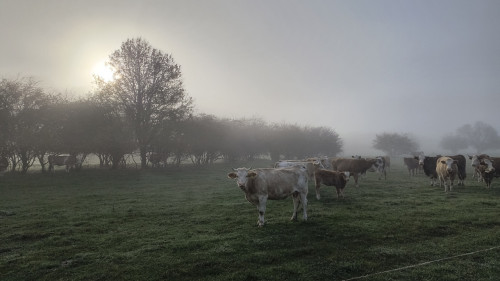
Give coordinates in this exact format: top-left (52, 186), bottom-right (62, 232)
top-left (0, 76), bottom-right (342, 173)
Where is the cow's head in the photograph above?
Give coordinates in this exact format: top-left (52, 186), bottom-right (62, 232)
top-left (469, 155), bottom-right (481, 168)
top-left (415, 154), bottom-right (425, 166)
top-left (480, 158), bottom-right (495, 173)
top-left (227, 168), bottom-right (257, 189)
top-left (341, 171), bottom-right (350, 181)
top-left (440, 158), bottom-right (458, 173)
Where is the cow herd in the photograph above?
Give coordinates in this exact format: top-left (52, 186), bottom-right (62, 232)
top-left (228, 154), bottom-right (499, 226)
top-left (227, 156), bottom-right (387, 227)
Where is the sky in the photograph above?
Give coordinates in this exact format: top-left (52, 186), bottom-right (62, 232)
top-left (2, 0), bottom-right (500, 155)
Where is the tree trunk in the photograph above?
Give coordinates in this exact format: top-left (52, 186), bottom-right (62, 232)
top-left (140, 146), bottom-right (148, 169)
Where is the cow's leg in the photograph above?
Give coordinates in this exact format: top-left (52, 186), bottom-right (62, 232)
top-left (257, 196), bottom-right (267, 227)
top-left (291, 192), bottom-right (300, 221)
top-left (353, 173), bottom-right (359, 187)
top-left (315, 181), bottom-right (321, 200)
top-left (335, 187), bottom-right (340, 198)
top-left (299, 191), bottom-right (308, 221)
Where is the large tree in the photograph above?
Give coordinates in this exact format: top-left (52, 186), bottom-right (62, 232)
top-left (439, 133), bottom-right (468, 154)
top-left (373, 132), bottom-right (419, 156)
top-left (455, 121), bottom-right (500, 153)
top-left (98, 38), bottom-right (193, 168)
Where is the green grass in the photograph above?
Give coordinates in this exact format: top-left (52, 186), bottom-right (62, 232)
top-left (1, 160), bottom-right (500, 280)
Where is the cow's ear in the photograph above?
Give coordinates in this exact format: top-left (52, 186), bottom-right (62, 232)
top-left (227, 172), bottom-right (237, 179)
top-left (247, 171), bottom-right (257, 178)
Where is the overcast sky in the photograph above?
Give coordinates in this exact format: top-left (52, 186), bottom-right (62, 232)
top-left (2, 0), bottom-right (500, 155)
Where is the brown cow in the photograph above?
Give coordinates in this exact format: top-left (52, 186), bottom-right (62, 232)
top-left (436, 156), bottom-right (458, 192)
top-left (478, 164), bottom-right (495, 188)
top-left (403, 157), bottom-right (419, 176)
top-left (331, 158), bottom-right (381, 187)
top-left (313, 169), bottom-right (349, 200)
top-left (227, 166), bottom-right (308, 227)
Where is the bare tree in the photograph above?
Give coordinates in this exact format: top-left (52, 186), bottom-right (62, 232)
top-left (97, 38), bottom-right (193, 169)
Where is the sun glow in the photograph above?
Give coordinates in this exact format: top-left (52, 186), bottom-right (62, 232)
top-left (92, 61), bottom-right (117, 82)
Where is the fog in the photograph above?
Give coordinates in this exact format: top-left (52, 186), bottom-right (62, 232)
top-left (2, 0), bottom-right (500, 156)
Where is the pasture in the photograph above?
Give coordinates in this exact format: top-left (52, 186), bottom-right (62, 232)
top-left (1, 159), bottom-right (500, 280)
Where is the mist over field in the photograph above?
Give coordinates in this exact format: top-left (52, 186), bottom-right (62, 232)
top-left (2, 0), bottom-right (500, 158)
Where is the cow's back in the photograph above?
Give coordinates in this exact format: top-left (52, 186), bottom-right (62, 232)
top-left (333, 158), bottom-right (373, 173)
top-left (253, 168), bottom-right (308, 200)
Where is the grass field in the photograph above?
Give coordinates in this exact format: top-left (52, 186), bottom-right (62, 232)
top-left (1, 159), bottom-right (500, 280)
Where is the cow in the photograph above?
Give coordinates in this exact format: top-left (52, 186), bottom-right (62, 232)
top-left (468, 154), bottom-right (489, 181)
top-left (0, 157), bottom-right (8, 176)
top-left (446, 155), bottom-right (467, 186)
top-left (477, 163), bottom-right (495, 188)
top-left (331, 158), bottom-right (382, 187)
top-left (374, 156), bottom-right (387, 180)
top-left (469, 154), bottom-right (500, 180)
top-left (227, 166), bottom-right (308, 227)
top-left (149, 152), bottom-right (168, 168)
top-left (415, 155), bottom-right (440, 186)
top-left (48, 154), bottom-right (82, 172)
top-left (403, 157), bottom-right (419, 176)
top-left (313, 169), bottom-right (350, 200)
top-left (383, 156), bottom-right (391, 171)
top-left (436, 156), bottom-right (458, 192)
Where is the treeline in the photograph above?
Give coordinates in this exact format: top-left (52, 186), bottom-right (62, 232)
top-left (0, 77), bottom-right (342, 173)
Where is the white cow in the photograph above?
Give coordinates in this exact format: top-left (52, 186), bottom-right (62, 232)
top-left (227, 166), bottom-right (308, 227)
top-left (436, 156), bottom-right (458, 192)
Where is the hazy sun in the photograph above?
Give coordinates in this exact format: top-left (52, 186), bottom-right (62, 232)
top-left (92, 61), bottom-right (116, 82)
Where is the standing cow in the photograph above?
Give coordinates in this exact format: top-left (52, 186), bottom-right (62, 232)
top-left (313, 169), bottom-right (349, 200)
top-left (415, 155), bottom-right (440, 186)
top-left (447, 155), bottom-right (467, 186)
top-left (227, 166), bottom-right (308, 227)
top-left (477, 163), bottom-right (495, 188)
top-left (403, 157), bottom-right (419, 176)
top-left (331, 158), bottom-right (381, 187)
top-left (48, 154), bottom-right (82, 172)
top-left (436, 156), bottom-right (458, 192)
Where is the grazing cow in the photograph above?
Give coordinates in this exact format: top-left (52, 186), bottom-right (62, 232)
top-left (0, 157), bottom-right (8, 176)
top-left (415, 155), bottom-right (440, 186)
top-left (331, 158), bottom-right (382, 187)
top-left (477, 163), bottom-right (495, 188)
top-left (313, 169), bottom-right (349, 199)
top-left (436, 156), bottom-right (458, 192)
top-left (48, 154), bottom-right (81, 172)
top-left (403, 157), bottom-right (419, 176)
top-left (227, 166), bottom-right (308, 227)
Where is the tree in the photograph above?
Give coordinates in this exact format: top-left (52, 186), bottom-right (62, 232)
top-left (455, 121), bottom-right (500, 153)
top-left (97, 38), bottom-right (193, 169)
top-left (0, 77), bottom-right (55, 173)
top-left (439, 133), bottom-right (468, 154)
top-left (373, 132), bottom-right (419, 156)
